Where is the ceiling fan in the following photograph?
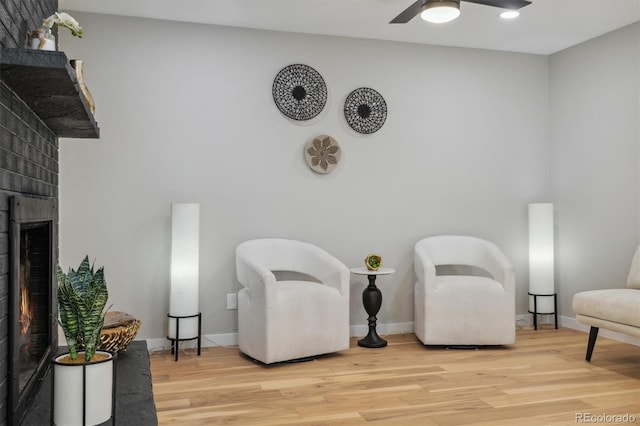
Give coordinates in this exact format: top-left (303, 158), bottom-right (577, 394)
top-left (390, 0), bottom-right (532, 24)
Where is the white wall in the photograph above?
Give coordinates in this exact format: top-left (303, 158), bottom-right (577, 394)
top-left (549, 23), bottom-right (640, 316)
top-left (59, 13), bottom-right (551, 341)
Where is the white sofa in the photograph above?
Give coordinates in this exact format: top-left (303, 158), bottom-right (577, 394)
top-left (572, 245), bottom-right (640, 361)
top-left (235, 238), bottom-right (350, 364)
top-left (414, 235), bottom-right (516, 346)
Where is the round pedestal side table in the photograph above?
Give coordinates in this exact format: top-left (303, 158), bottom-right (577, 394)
top-left (350, 267), bottom-right (395, 348)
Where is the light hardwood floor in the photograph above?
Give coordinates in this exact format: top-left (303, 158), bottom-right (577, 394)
top-left (150, 327), bottom-right (640, 425)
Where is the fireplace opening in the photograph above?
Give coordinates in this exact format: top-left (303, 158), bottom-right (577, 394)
top-left (8, 196), bottom-right (58, 425)
top-left (17, 224), bottom-right (51, 395)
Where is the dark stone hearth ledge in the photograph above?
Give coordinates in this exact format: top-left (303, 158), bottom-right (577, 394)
top-left (21, 341), bottom-right (158, 425)
top-left (0, 48), bottom-right (100, 138)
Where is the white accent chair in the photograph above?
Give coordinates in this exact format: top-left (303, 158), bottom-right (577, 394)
top-left (572, 245), bottom-right (640, 361)
top-left (414, 235), bottom-right (516, 346)
top-left (235, 238), bottom-right (350, 364)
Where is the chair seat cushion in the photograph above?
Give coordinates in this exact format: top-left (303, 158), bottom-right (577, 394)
top-left (266, 280), bottom-right (348, 362)
top-left (272, 280), bottom-right (346, 334)
top-left (275, 280), bottom-right (342, 303)
top-left (268, 281), bottom-right (348, 326)
top-left (573, 289), bottom-right (640, 328)
top-left (420, 275), bottom-right (514, 345)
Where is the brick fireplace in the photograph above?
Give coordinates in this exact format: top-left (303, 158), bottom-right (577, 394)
top-left (2, 1), bottom-right (61, 424)
top-left (0, 85), bottom-right (59, 425)
top-left (0, 83), bottom-right (60, 426)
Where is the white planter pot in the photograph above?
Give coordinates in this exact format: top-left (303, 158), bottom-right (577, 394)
top-left (30, 36), bottom-right (55, 51)
top-left (53, 350), bottom-right (115, 426)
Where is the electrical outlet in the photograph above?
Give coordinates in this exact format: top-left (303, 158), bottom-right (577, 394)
top-left (226, 293), bottom-right (238, 310)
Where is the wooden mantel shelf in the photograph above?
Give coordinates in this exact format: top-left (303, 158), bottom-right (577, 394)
top-left (0, 48), bottom-right (100, 138)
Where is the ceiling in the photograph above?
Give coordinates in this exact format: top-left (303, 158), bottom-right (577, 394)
top-left (59, 0), bottom-right (640, 55)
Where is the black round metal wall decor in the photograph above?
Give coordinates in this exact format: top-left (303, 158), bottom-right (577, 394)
top-left (344, 87), bottom-right (387, 134)
top-left (272, 64), bottom-right (327, 121)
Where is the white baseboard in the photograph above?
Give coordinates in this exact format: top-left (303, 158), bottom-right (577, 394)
top-left (144, 322), bottom-right (414, 353)
top-left (349, 321), bottom-right (414, 337)
top-left (144, 317), bottom-right (639, 352)
top-left (516, 312), bottom-right (565, 326)
top-left (145, 332), bottom-right (239, 354)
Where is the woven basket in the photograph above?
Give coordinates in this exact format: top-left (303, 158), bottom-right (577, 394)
top-left (98, 311), bottom-right (142, 353)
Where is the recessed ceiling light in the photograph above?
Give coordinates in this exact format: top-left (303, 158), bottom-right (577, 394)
top-left (500, 10), bottom-right (520, 19)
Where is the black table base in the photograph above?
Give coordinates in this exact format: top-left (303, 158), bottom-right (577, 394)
top-left (358, 274), bottom-right (387, 348)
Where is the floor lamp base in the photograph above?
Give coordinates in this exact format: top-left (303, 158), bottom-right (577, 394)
top-left (527, 293), bottom-right (558, 330)
top-left (166, 312), bottom-right (202, 361)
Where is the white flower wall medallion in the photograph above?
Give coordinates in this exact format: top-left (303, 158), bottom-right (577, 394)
top-left (305, 135), bottom-right (341, 174)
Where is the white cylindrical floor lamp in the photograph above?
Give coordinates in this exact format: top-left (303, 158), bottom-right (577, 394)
top-left (167, 203), bottom-right (202, 360)
top-left (528, 203), bottom-right (557, 330)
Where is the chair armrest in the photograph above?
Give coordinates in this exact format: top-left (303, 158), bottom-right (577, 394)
top-left (302, 245), bottom-right (349, 297)
top-left (319, 267), bottom-right (350, 298)
top-left (414, 242), bottom-right (437, 291)
top-left (236, 252), bottom-right (276, 303)
top-left (236, 240), bottom-right (350, 301)
top-left (481, 243), bottom-right (515, 294)
top-left (414, 237), bottom-right (515, 294)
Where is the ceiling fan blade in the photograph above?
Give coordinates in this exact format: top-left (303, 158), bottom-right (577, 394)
top-left (463, 0), bottom-right (531, 10)
top-left (390, 0), bottom-right (427, 24)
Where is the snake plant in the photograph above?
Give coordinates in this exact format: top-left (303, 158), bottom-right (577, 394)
top-left (56, 256), bottom-right (109, 362)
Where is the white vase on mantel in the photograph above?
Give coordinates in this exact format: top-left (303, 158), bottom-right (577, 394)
top-left (28, 30), bottom-right (56, 51)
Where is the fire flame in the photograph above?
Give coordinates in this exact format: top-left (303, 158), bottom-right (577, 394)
top-left (19, 287), bottom-right (32, 336)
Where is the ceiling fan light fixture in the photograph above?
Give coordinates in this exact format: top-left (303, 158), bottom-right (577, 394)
top-left (420, 1), bottom-right (461, 24)
top-left (500, 10), bottom-right (520, 19)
